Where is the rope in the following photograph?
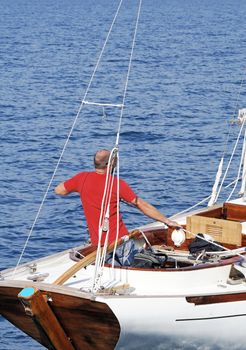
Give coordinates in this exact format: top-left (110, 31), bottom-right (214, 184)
top-left (208, 157), bottom-right (224, 207)
top-left (13, 0), bottom-right (125, 276)
top-left (92, 0), bottom-right (143, 291)
top-left (216, 117), bottom-right (246, 203)
top-left (227, 128), bottom-right (246, 201)
top-left (116, 0), bottom-right (142, 146)
top-left (93, 148), bottom-right (118, 291)
top-left (183, 228), bottom-right (246, 261)
top-left (169, 121), bottom-right (246, 219)
top-left (211, 72), bottom-right (246, 204)
top-left (171, 194), bottom-right (212, 219)
top-left (225, 176), bottom-right (242, 189)
top-left (220, 72), bottom-right (246, 160)
top-left (239, 129), bottom-right (246, 196)
top-left (112, 150), bottom-right (120, 268)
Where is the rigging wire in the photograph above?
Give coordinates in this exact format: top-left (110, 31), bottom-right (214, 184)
top-left (221, 73), bottom-right (245, 158)
top-left (239, 129), bottom-right (246, 196)
top-left (93, 0), bottom-right (143, 291)
top-left (92, 148), bottom-right (118, 291)
top-left (215, 117), bottom-right (246, 204)
top-left (226, 127), bottom-right (246, 201)
top-left (171, 194), bottom-right (212, 219)
top-left (13, 0), bottom-right (125, 276)
top-left (113, 0), bottom-right (142, 267)
top-left (112, 150), bottom-right (120, 269)
top-left (210, 72), bottom-right (246, 205)
top-left (116, 0), bottom-right (142, 146)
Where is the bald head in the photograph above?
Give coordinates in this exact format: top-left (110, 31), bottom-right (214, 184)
top-left (94, 149), bottom-right (110, 169)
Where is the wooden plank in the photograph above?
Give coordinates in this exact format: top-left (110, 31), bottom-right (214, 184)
top-left (193, 205), bottom-right (223, 219)
top-left (186, 292), bottom-right (246, 305)
top-left (0, 285), bottom-right (120, 350)
top-left (0, 292), bottom-right (51, 348)
top-left (18, 287), bottom-right (75, 350)
top-left (186, 216), bottom-right (242, 246)
top-left (224, 202), bottom-right (246, 222)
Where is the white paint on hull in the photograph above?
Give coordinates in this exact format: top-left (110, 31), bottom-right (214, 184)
top-left (100, 295), bottom-right (246, 348)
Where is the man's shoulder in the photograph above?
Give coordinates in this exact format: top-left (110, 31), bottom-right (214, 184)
top-left (66, 171), bottom-right (91, 183)
top-left (74, 171), bottom-right (92, 177)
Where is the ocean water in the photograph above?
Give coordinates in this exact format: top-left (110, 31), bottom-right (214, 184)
top-left (1, 0), bottom-right (246, 349)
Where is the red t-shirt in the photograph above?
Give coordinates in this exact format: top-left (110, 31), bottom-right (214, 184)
top-left (64, 172), bottom-right (136, 245)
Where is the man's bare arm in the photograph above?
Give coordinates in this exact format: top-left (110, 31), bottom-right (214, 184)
top-left (54, 182), bottom-right (70, 196)
top-left (132, 197), bottom-right (180, 228)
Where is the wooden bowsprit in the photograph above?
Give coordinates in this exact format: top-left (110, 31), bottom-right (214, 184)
top-left (18, 287), bottom-right (75, 350)
top-left (54, 230), bottom-right (140, 286)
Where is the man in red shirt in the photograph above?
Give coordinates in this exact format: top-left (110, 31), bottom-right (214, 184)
top-left (55, 149), bottom-right (179, 246)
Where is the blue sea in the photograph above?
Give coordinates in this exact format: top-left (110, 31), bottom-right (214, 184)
top-left (1, 0), bottom-right (246, 349)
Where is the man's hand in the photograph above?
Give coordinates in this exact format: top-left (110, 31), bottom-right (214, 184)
top-left (165, 219), bottom-right (182, 229)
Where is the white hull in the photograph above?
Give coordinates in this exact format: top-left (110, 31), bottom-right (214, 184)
top-left (108, 296), bottom-right (246, 349)
top-left (1, 199), bottom-right (246, 348)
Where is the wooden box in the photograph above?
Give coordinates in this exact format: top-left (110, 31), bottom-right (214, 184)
top-left (186, 215), bottom-right (242, 246)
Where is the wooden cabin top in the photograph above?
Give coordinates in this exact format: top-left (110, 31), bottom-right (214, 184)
top-left (186, 199), bottom-right (246, 247)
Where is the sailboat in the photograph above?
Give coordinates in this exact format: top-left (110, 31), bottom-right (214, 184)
top-left (1, 1), bottom-right (246, 349)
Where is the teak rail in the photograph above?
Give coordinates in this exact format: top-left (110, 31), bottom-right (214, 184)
top-left (54, 230), bottom-right (140, 286)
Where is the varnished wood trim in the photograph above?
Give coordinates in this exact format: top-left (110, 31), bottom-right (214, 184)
top-left (54, 230), bottom-right (140, 285)
top-left (186, 292), bottom-right (246, 305)
top-left (224, 202), bottom-right (246, 222)
top-left (18, 288), bottom-right (75, 350)
top-left (0, 285), bottom-right (120, 350)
